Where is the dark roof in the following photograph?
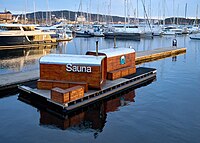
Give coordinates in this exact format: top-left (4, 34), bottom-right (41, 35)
top-left (0, 11), bottom-right (12, 14)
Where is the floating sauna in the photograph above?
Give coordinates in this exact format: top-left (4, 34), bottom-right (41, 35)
top-left (37, 48), bottom-right (138, 104)
top-left (19, 47), bottom-right (156, 112)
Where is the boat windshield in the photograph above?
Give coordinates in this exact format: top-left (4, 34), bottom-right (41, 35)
top-left (22, 26), bottom-right (35, 31)
top-left (0, 26), bottom-right (21, 31)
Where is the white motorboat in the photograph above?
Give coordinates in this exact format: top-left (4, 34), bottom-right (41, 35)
top-left (0, 24), bottom-right (56, 46)
top-left (190, 33), bottom-right (200, 40)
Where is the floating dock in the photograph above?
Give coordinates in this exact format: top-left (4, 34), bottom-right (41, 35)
top-left (0, 70), bottom-right (39, 91)
top-left (0, 43), bottom-right (57, 50)
top-left (136, 47), bottom-right (186, 64)
top-left (0, 47), bottom-right (186, 92)
top-left (19, 67), bottom-right (156, 113)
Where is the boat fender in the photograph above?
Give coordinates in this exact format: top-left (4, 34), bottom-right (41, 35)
top-left (172, 39), bottom-right (177, 47)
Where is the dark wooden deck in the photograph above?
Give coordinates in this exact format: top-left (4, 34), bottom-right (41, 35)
top-left (18, 67), bottom-right (156, 113)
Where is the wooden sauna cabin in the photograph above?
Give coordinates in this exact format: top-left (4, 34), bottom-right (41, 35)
top-left (86, 48), bottom-right (136, 80)
top-left (38, 54), bottom-right (107, 91)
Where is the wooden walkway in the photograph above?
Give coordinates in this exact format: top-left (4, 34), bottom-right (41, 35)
top-left (0, 70), bottom-right (39, 91)
top-left (0, 43), bottom-right (58, 50)
top-left (0, 47), bottom-right (186, 91)
top-left (136, 47), bottom-right (186, 64)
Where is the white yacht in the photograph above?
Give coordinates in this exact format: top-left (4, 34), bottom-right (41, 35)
top-left (37, 24), bottom-right (73, 40)
top-left (0, 24), bottom-right (56, 46)
top-left (188, 25), bottom-right (200, 34)
top-left (93, 25), bottom-right (104, 37)
top-left (190, 33), bottom-right (200, 40)
top-left (151, 25), bottom-right (163, 36)
top-left (74, 25), bottom-right (93, 38)
top-left (103, 25), bottom-right (141, 40)
top-left (162, 26), bottom-right (182, 35)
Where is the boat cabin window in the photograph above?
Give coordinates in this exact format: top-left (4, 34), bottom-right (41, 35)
top-left (56, 26), bottom-right (63, 28)
top-left (22, 26), bottom-right (34, 31)
top-left (0, 26), bottom-right (21, 31)
top-left (114, 25), bottom-right (124, 28)
top-left (34, 28), bottom-right (40, 30)
top-left (113, 25), bottom-right (138, 28)
top-left (128, 26), bottom-right (138, 28)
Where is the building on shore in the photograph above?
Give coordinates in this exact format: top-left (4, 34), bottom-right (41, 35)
top-left (0, 10), bottom-right (12, 22)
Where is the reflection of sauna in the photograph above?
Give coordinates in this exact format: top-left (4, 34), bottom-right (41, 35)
top-left (105, 90), bottom-right (135, 112)
top-left (40, 111), bottom-right (85, 130)
top-left (39, 90), bottom-right (135, 130)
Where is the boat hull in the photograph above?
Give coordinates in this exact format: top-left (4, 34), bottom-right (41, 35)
top-left (104, 32), bottom-right (140, 40)
top-left (190, 34), bottom-right (200, 40)
top-left (190, 37), bottom-right (200, 40)
top-left (75, 31), bottom-right (92, 37)
top-left (0, 35), bottom-right (30, 46)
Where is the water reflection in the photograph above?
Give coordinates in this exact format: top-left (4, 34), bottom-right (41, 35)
top-left (172, 56), bottom-right (177, 62)
top-left (39, 90), bottom-right (135, 135)
top-left (0, 36), bottom-right (188, 75)
top-left (55, 42), bottom-right (69, 54)
top-left (0, 45), bottom-right (56, 74)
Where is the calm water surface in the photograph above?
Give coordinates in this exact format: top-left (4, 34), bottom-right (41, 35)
top-left (0, 36), bottom-right (200, 143)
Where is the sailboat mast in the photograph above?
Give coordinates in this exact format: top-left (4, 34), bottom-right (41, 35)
top-left (141, 0), bottom-right (152, 31)
top-left (46, 0), bottom-right (48, 25)
top-left (97, 1), bottom-right (99, 22)
top-left (42, 11), bottom-right (43, 25)
top-left (87, 5), bottom-right (89, 24)
top-left (177, 4), bottom-right (179, 25)
top-left (109, 0), bottom-right (112, 24)
top-left (25, 0), bottom-right (27, 24)
top-left (124, 0), bottom-right (127, 30)
top-left (68, 11), bottom-right (70, 21)
top-left (150, 0), bottom-right (151, 24)
top-left (184, 3), bottom-right (187, 25)
top-left (137, 0), bottom-right (139, 22)
top-left (33, 0), bottom-right (36, 24)
top-left (89, 0), bottom-right (91, 23)
top-left (196, 4), bottom-right (199, 25)
top-left (163, 0), bottom-right (166, 26)
top-left (80, 0), bottom-right (83, 17)
top-left (173, 0), bottom-right (175, 24)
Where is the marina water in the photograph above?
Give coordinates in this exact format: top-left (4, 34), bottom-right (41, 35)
top-left (0, 36), bottom-right (200, 143)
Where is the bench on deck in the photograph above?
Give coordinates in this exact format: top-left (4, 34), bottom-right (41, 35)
top-left (51, 86), bottom-right (84, 104)
top-left (107, 66), bottom-right (136, 80)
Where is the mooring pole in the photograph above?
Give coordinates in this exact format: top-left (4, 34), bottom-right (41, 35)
top-left (114, 35), bottom-right (116, 48)
top-left (96, 40), bottom-right (99, 56)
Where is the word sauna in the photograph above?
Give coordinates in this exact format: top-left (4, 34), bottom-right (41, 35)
top-left (66, 64), bottom-right (92, 73)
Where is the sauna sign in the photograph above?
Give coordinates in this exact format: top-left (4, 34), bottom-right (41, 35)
top-left (66, 63), bottom-right (92, 73)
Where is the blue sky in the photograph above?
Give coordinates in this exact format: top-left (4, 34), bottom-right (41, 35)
top-left (0, 0), bottom-right (199, 19)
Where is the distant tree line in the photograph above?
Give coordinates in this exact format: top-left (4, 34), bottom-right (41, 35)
top-left (14, 10), bottom-right (200, 25)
